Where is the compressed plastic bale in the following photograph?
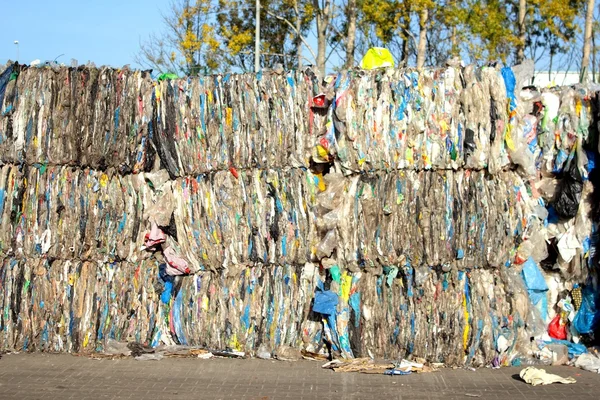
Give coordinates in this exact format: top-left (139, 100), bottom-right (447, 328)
top-left (509, 114), bottom-right (541, 177)
top-left (461, 66), bottom-right (488, 169)
top-left (0, 66), bottom-right (152, 170)
top-left (0, 165), bottom-right (21, 253)
top-left (1, 63), bottom-right (599, 369)
top-left (484, 69), bottom-right (510, 174)
top-left (154, 72), bottom-right (310, 176)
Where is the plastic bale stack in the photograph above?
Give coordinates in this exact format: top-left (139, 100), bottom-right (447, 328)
top-left (0, 64), bottom-right (154, 173)
top-left (153, 71), bottom-right (312, 177)
top-left (0, 62), bottom-right (599, 367)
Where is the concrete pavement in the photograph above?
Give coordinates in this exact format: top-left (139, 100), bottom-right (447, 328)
top-left (0, 353), bottom-right (597, 399)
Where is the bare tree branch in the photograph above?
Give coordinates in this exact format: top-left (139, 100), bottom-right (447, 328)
top-left (264, 10), bottom-right (317, 62)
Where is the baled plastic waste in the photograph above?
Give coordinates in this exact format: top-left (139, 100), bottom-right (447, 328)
top-left (0, 62), bottom-right (599, 368)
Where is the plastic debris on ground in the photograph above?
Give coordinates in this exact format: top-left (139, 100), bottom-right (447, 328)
top-left (574, 351), bottom-right (600, 373)
top-left (519, 366), bottom-right (577, 385)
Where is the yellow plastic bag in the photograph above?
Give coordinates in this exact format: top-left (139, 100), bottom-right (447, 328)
top-left (360, 47), bottom-right (395, 70)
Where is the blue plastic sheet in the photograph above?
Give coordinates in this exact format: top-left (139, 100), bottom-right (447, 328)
top-left (545, 339), bottom-right (587, 357)
top-left (313, 281), bottom-right (338, 316)
top-left (0, 65), bottom-right (15, 110)
top-left (521, 258), bottom-right (548, 291)
top-left (573, 286), bottom-right (600, 334)
top-left (501, 67), bottom-right (517, 112)
top-left (521, 257), bottom-right (549, 321)
top-left (159, 264), bottom-right (174, 304)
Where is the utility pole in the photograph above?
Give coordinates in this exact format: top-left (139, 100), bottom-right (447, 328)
top-left (254, 0), bottom-right (260, 72)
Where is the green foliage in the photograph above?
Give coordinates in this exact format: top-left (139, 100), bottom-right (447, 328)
top-left (217, 0), bottom-right (314, 71)
top-left (458, 0), bottom-right (585, 63)
top-left (138, 0), bottom-right (590, 73)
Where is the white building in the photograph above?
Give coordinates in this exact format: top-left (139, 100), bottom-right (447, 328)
top-left (532, 71), bottom-right (582, 87)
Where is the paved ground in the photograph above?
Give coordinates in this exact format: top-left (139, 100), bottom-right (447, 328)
top-left (0, 353), bottom-right (598, 399)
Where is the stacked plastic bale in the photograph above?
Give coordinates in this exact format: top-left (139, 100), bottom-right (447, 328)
top-left (0, 62), bottom-right (599, 367)
top-left (0, 64), bottom-right (154, 172)
top-left (153, 71), bottom-right (311, 177)
top-left (0, 64), bottom-right (157, 353)
top-left (309, 66), bottom-right (511, 172)
top-left (307, 65), bottom-right (599, 364)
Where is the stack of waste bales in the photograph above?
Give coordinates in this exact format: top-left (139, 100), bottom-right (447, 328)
top-left (0, 62), bottom-right (598, 367)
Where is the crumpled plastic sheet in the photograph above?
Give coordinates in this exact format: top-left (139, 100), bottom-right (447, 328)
top-left (575, 352), bottom-right (600, 373)
top-left (0, 63), bottom-right (599, 367)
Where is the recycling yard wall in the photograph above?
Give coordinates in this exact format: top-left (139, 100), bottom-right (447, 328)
top-left (0, 63), bottom-right (598, 366)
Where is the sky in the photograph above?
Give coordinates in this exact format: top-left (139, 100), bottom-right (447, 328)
top-left (0, 0), bottom-right (165, 68)
top-left (0, 1), bottom-right (589, 74)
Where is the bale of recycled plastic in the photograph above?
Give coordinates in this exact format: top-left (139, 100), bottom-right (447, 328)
top-left (0, 64), bottom-right (154, 172)
top-left (1, 62), bottom-right (600, 369)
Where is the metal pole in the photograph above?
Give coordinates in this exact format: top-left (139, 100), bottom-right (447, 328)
top-left (14, 40), bottom-right (19, 62)
top-left (254, 0), bottom-right (260, 72)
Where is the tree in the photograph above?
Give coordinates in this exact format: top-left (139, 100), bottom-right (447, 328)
top-left (525, 0), bottom-right (586, 64)
top-left (415, 1), bottom-right (435, 69)
top-left (138, 0), bottom-right (589, 74)
top-left (345, 0), bottom-right (358, 68)
top-left (314, 0), bottom-right (335, 75)
top-left (136, 0), bottom-right (222, 75)
top-left (264, 0), bottom-right (316, 69)
top-left (398, 1), bottom-right (413, 63)
top-left (218, 0), bottom-right (314, 71)
top-left (353, 0), bottom-right (407, 64)
top-left (582, 0), bottom-right (596, 79)
top-left (457, 0), bottom-right (585, 66)
top-left (459, 0), bottom-right (518, 62)
top-left (137, 0), bottom-right (314, 74)
top-left (516, 0), bottom-right (526, 63)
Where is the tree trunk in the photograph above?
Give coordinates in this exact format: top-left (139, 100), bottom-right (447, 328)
top-left (401, 15), bottom-right (410, 64)
top-left (345, 0), bottom-right (357, 68)
top-left (254, 0), bottom-right (261, 73)
top-left (195, 3), bottom-right (201, 72)
top-left (449, 0), bottom-right (457, 56)
top-left (516, 0), bottom-right (526, 64)
top-left (294, 0), bottom-right (302, 69)
top-left (399, 2), bottom-right (412, 66)
top-left (582, 0), bottom-right (595, 81)
top-left (314, 0), bottom-right (331, 76)
top-left (450, 26), bottom-right (457, 56)
top-left (593, 27), bottom-right (597, 83)
top-left (416, 8), bottom-right (428, 69)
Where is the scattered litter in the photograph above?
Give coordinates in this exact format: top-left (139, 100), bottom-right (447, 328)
top-left (574, 352), bottom-right (600, 373)
top-left (322, 358), bottom-right (394, 374)
top-left (519, 367), bottom-right (576, 386)
top-left (256, 344), bottom-right (272, 360)
top-left (322, 358), bottom-right (436, 375)
top-left (135, 353), bottom-right (164, 361)
top-left (274, 346), bottom-right (302, 362)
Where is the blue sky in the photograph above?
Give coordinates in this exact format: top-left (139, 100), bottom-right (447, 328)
top-left (0, 1), bottom-right (586, 73)
top-left (1, 0), bottom-right (164, 68)
top-left (1, 0), bottom-right (328, 73)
